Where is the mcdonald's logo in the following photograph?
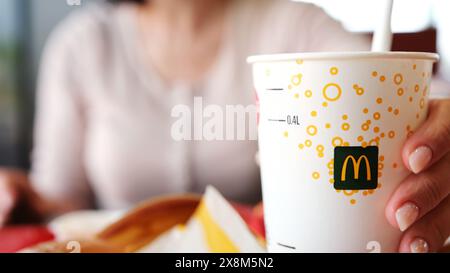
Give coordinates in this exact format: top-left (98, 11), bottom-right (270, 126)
top-left (334, 146), bottom-right (378, 190)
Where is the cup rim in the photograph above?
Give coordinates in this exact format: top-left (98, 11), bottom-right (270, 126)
top-left (247, 51), bottom-right (439, 64)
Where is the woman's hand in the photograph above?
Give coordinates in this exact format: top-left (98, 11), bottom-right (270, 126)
top-left (386, 99), bottom-right (450, 253)
top-left (0, 169), bottom-right (53, 226)
top-left (0, 169), bottom-right (28, 226)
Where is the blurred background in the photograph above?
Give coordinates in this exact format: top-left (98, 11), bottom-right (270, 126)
top-left (0, 0), bottom-right (449, 169)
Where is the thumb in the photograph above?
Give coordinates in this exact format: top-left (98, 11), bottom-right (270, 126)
top-left (402, 99), bottom-right (450, 174)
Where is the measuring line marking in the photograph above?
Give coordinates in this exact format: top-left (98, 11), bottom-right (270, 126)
top-left (266, 88), bottom-right (285, 91)
top-left (277, 242), bottom-right (296, 250)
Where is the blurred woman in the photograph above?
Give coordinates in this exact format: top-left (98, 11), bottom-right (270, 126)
top-left (1, 0), bottom-right (368, 212)
top-left (1, 0), bottom-right (449, 252)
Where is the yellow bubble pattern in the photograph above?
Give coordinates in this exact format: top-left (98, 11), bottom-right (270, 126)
top-left (330, 67), bottom-right (339, 75)
top-left (291, 73), bottom-right (303, 86)
top-left (394, 73), bottom-right (403, 85)
top-left (305, 90), bottom-right (313, 98)
top-left (287, 63), bottom-right (429, 206)
top-left (353, 84), bottom-right (365, 96)
top-left (307, 125), bottom-right (318, 136)
top-left (323, 83), bottom-right (342, 102)
top-left (312, 172), bottom-right (320, 180)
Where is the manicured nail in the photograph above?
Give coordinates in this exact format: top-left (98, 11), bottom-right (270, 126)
top-left (408, 146), bottom-right (432, 174)
top-left (396, 202), bottom-right (419, 232)
top-left (410, 238), bottom-right (429, 253)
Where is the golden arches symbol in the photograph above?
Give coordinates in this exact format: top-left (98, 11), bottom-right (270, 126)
top-left (341, 155), bottom-right (372, 182)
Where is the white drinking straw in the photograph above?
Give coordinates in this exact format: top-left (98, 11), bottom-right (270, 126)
top-left (371, 0), bottom-right (394, 52)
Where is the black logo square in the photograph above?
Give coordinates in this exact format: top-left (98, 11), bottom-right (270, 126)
top-left (334, 146), bottom-right (379, 190)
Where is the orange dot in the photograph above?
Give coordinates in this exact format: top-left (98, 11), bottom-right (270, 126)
top-left (374, 127), bottom-right (380, 133)
top-left (363, 108), bottom-right (369, 114)
top-left (305, 140), bottom-right (312, 147)
top-left (369, 139), bottom-right (379, 146)
top-left (343, 189), bottom-right (357, 196)
top-left (409, 96), bottom-right (413, 102)
top-left (329, 178), bottom-right (335, 184)
top-left (388, 107), bottom-right (393, 112)
top-left (362, 124), bottom-right (369, 131)
top-left (393, 163), bottom-right (398, 168)
top-left (294, 93), bottom-right (300, 99)
top-left (388, 131), bottom-right (395, 138)
top-left (394, 109), bottom-right (399, 115)
top-left (416, 113), bottom-right (420, 119)
top-left (413, 64), bottom-right (417, 70)
top-left (322, 102), bottom-right (328, 107)
top-left (420, 98), bottom-right (425, 109)
top-left (372, 71), bottom-right (378, 77)
top-left (311, 111), bottom-right (317, 117)
top-left (397, 88), bottom-right (404, 96)
top-left (350, 199), bottom-right (356, 205)
top-left (355, 87), bottom-right (364, 96)
top-left (363, 191), bottom-right (368, 196)
top-left (394, 73), bottom-right (404, 85)
top-left (407, 125), bottom-right (411, 131)
top-left (376, 98), bottom-right (383, 104)
top-left (284, 131), bottom-right (289, 138)
top-left (298, 144), bottom-right (304, 149)
top-left (366, 120), bottom-right (372, 125)
top-left (305, 90), bottom-right (313, 98)
top-left (373, 112), bottom-right (381, 120)
top-left (325, 123), bottom-right (331, 129)
top-left (361, 141), bottom-right (368, 147)
top-left (380, 76), bottom-right (386, 82)
top-left (380, 133), bottom-right (385, 138)
top-left (342, 115), bottom-right (348, 120)
top-left (342, 123), bottom-right (350, 131)
top-left (357, 136), bottom-right (364, 142)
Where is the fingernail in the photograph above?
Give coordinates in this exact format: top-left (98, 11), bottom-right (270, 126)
top-left (410, 238), bottom-right (429, 253)
top-left (408, 146), bottom-right (433, 174)
top-left (395, 202), bottom-right (419, 231)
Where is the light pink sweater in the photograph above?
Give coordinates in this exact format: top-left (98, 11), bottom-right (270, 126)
top-left (31, 0), bottom-right (370, 209)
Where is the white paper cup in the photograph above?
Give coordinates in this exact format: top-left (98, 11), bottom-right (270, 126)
top-left (248, 52), bottom-right (439, 253)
